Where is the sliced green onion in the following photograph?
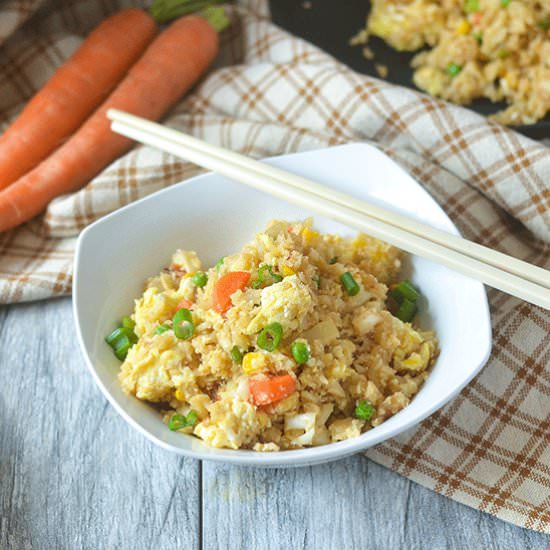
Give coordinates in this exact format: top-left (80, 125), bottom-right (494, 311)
top-left (389, 280), bottom-right (421, 322)
top-left (395, 298), bottom-right (418, 323)
top-left (192, 271), bottom-right (208, 288)
top-left (156, 324), bottom-right (170, 335)
top-left (230, 345), bottom-right (243, 363)
top-left (172, 308), bottom-right (194, 340)
top-left (105, 326), bottom-right (137, 361)
top-left (464, 0), bottom-right (479, 13)
top-left (500, 0), bottom-right (510, 6)
top-left (390, 280), bottom-right (420, 303)
top-left (446, 63), bottom-right (462, 77)
top-left (291, 341), bottom-right (310, 365)
top-left (472, 31), bottom-right (483, 44)
top-left (314, 274), bottom-right (321, 289)
top-left (355, 400), bottom-right (375, 421)
top-left (267, 266), bottom-right (283, 283)
top-left (538, 17), bottom-right (549, 30)
top-left (168, 410), bottom-right (199, 431)
top-left (340, 272), bottom-right (360, 296)
top-left (121, 316), bottom-right (135, 330)
top-left (329, 256), bottom-right (338, 265)
top-left (113, 339), bottom-right (132, 361)
top-left (257, 322), bottom-right (283, 352)
top-left (252, 264), bottom-right (282, 289)
top-left (497, 49), bottom-right (510, 59)
top-left (215, 257), bottom-right (225, 271)
top-left (106, 326), bottom-right (137, 346)
top-left (106, 327), bottom-right (126, 346)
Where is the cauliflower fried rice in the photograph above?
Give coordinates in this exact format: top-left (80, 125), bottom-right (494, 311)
top-left (365, 0), bottom-right (550, 124)
top-left (114, 220), bottom-right (438, 451)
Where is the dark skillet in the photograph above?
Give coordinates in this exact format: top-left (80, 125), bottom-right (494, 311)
top-left (270, 0), bottom-right (549, 140)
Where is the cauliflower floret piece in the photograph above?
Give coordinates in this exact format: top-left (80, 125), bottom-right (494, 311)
top-left (372, 392), bottom-right (410, 427)
top-left (365, 381), bottom-right (384, 406)
top-left (329, 418), bottom-right (365, 442)
top-left (246, 275), bottom-right (312, 334)
top-left (171, 249), bottom-right (202, 273)
top-left (284, 403), bottom-right (333, 447)
top-left (352, 305), bottom-right (383, 336)
top-left (177, 276), bottom-right (197, 303)
top-left (344, 374), bottom-right (384, 407)
top-left (312, 403), bottom-right (334, 446)
top-left (187, 393), bottom-right (211, 419)
top-left (302, 318), bottom-right (339, 344)
top-left (253, 442), bottom-right (280, 452)
top-left (324, 340), bottom-right (355, 380)
top-left (285, 410), bottom-right (317, 446)
top-left (266, 391), bottom-right (300, 415)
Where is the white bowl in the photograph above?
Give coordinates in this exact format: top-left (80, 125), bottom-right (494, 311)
top-left (73, 143), bottom-right (492, 467)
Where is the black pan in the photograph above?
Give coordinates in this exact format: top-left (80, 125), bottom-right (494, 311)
top-left (270, 0), bottom-right (549, 140)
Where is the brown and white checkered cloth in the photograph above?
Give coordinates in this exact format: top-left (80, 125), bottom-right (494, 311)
top-left (1, 0), bottom-right (549, 532)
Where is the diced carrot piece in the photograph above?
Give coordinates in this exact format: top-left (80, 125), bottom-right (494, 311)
top-left (176, 299), bottom-right (193, 310)
top-left (249, 374), bottom-right (296, 406)
top-left (471, 12), bottom-right (483, 25)
top-left (213, 271), bottom-right (250, 314)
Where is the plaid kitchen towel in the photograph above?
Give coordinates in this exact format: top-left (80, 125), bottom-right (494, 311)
top-left (1, 0), bottom-right (549, 532)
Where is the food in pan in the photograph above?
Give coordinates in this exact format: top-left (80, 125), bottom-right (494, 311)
top-left (361, 0), bottom-right (550, 124)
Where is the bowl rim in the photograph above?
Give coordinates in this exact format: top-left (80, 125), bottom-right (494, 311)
top-left (73, 142), bottom-right (492, 467)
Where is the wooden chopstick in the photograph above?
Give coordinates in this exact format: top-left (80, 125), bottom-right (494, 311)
top-left (107, 110), bottom-right (549, 291)
top-left (106, 109), bottom-right (550, 311)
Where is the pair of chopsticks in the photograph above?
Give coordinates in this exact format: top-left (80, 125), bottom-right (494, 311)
top-left (107, 109), bottom-right (550, 311)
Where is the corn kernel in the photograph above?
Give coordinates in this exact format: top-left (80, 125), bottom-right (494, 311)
top-left (242, 352), bottom-right (267, 374)
top-left (456, 20), bottom-right (471, 35)
top-left (302, 227), bottom-right (319, 244)
top-left (281, 265), bottom-right (296, 277)
top-left (505, 73), bottom-right (518, 90)
top-left (401, 355), bottom-right (422, 369)
top-left (174, 389), bottom-right (185, 401)
top-left (352, 234), bottom-right (368, 250)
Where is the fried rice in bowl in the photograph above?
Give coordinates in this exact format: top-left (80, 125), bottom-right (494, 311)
top-left (73, 143), bottom-right (492, 467)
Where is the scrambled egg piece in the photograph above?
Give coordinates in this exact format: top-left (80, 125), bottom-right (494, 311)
top-left (246, 275), bottom-right (312, 334)
top-left (119, 332), bottom-right (195, 402)
top-left (133, 287), bottom-right (181, 337)
top-left (195, 389), bottom-right (271, 450)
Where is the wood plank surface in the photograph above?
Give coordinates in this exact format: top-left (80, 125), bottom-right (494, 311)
top-left (1, 298), bottom-right (548, 549)
top-left (202, 458), bottom-right (546, 550)
top-left (0, 299), bottom-right (199, 550)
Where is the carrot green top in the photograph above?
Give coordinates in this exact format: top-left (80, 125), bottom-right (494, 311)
top-left (149, 0), bottom-right (229, 31)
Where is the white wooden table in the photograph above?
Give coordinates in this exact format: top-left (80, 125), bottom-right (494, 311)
top-left (1, 297), bottom-right (547, 549)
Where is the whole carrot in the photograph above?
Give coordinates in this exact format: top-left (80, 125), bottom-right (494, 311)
top-left (0, 15), bottom-right (219, 233)
top-left (0, 9), bottom-right (157, 192)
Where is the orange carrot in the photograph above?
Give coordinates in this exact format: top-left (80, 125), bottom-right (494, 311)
top-left (176, 299), bottom-right (194, 310)
top-left (0, 9), bottom-right (157, 191)
top-left (0, 15), bottom-right (218, 233)
top-left (249, 375), bottom-right (297, 406)
top-left (213, 272), bottom-right (251, 314)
